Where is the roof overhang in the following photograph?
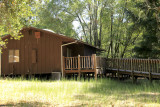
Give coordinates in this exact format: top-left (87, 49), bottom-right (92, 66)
top-left (62, 40), bottom-right (105, 52)
top-left (2, 27), bottom-right (106, 52)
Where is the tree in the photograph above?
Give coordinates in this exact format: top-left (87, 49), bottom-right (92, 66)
top-left (35, 0), bottom-right (77, 38)
top-left (126, 0), bottom-right (160, 58)
top-left (0, 0), bottom-right (34, 47)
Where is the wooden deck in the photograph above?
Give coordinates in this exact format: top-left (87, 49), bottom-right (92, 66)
top-left (63, 54), bottom-right (98, 79)
top-left (63, 55), bottom-right (160, 81)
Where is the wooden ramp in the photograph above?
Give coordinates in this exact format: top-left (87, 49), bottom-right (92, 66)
top-left (106, 59), bottom-right (160, 81)
top-left (63, 55), bottom-right (160, 81)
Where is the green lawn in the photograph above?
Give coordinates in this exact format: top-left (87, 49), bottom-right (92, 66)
top-left (0, 78), bottom-right (160, 107)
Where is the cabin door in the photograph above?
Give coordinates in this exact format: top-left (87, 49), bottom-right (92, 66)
top-left (29, 47), bottom-right (38, 74)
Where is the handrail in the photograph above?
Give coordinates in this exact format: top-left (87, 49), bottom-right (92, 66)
top-left (63, 56), bottom-right (160, 74)
top-left (106, 58), bottom-right (160, 73)
top-left (64, 56), bottom-right (94, 70)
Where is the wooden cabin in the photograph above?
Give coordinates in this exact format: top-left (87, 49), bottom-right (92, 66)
top-left (0, 27), bottom-right (104, 78)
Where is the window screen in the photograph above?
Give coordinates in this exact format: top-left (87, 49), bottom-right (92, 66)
top-left (9, 50), bottom-right (19, 63)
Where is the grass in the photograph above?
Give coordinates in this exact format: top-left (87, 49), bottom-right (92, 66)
top-left (0, 78), bottom-right (160, 107)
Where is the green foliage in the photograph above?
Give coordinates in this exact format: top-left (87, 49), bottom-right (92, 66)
top-left (34, 0), bottom-right (77, 38)
top-left (127, 0), bottom-right (160, 58)
top-left (0, 0), bottom-right (35, 46)
top-left (0, 0), bottom-right (159, 58)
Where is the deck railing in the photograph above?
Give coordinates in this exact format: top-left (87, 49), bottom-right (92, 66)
top-left (64, 57), bottom-right (78, 70)
top-left (96, 56), bottom-right (107, 69)
top-left (63, 55), bottom-right (160, 80)
top-left (63, 56), bottom-right (94, 70)
top-left (80, 56), bottom-right (93, 69)
top-left (63, 55), bottom-right (107, 70)
top-left (63, 54), bottom-right (108, 79)
top-left (106, 58), bottom-right (160, 73)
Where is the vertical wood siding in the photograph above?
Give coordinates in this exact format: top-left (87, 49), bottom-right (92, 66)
top-left (2, 29), bottom-right (63, 75)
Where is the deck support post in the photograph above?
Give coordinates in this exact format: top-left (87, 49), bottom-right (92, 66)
top-left (149, 73), bottom-right (152, 83)
top-left (93, 54), bottom-right (97, 80)
top-left (78, 55), bottom-right (81, 79)
top-left (134, 76), bottom-right (138, 83)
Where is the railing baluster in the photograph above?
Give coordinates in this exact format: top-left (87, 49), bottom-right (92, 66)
top-left (69, 58), bottom-right (71, 69)
top-left (124, 59), bottom-right (125, 70)
top-left (156, 60), bottom-right (158, 73)
top-left (84, 57), bottom-right (85, 68)
top-left (83, 57), bottom-right (84, 68)
top-left (73, 57), bottom-right (75, 69)
top-left (155, 60), bottom-right (156, 73)
top-left (89, 56), bottom-right (90, 68)
top-left (63, 56), bottom-right (160, 79)
top-left (80, 57), bottom-right (82, 69)
top-left (67, 58), bottom-right (69, 69)
top-left (140, 59), bottom-right (141, 71)
top-left (64, 58), bottom-right (66, 69)
top-left (77, 57), bottom-right (78, 69)
top-left (67, 58), bottom-right (68, 69)
top-left (143, 59), bottom-right (145, 72)
top-left (66, 58), bottom-right (67, 69)
top-left (145, 59), bottom-right (146, 72)
top-left (159, 60), bottom-right (160, 73)
top-left (88, 56), bottom-right (89, 68)
top-left (75, 57), bottom-right (77, 69)
top-left (140, 59), bottom-right (141, 72)
top-left (137, 59), bottom-right (138, 71)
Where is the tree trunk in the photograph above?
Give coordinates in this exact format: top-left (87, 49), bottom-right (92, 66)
top-left (110, 9), bottom-right (113, 58)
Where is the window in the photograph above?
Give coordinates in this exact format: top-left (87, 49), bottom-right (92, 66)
top-left (9, 50), bottom-right (19, 63)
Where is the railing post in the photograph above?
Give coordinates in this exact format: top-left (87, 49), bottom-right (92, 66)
top-left (78, 55), bottom-right (81, 79)
top-left (117, 58), bottom-right (120, 80)
top-left (62, 56), bottom-right (65, 78)
top-left (148, 59), bottom-right (152, 83)
top-left (93, 54), bottom-right (97, 80)
top-left (131, 58), bottom-right (134, 83)
top-left (124, 59), bottom-right (126, 72)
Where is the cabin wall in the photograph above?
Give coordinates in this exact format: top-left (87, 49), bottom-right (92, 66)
top-left (84, 45), bottom-right (96, 56)
top-left (63, 44), bottom-right (84, 57)
top-left (2, 29), bottom-right (63, 75)
top-left (63, 44), bottom-right (96, 57)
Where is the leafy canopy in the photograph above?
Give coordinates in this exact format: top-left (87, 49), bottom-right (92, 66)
top-left (0, 0), bottom-right (34, 46)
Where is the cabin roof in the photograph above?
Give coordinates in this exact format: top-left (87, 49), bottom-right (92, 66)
top-left (2, 27), bottom-right (105, 51)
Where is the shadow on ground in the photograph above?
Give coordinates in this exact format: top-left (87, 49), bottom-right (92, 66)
top-left (81, 79), bottom-right (160, 104)
top-left (0, 101), bottom-right (51, 107)
top-left (0, 101), bottom-right (89, 107)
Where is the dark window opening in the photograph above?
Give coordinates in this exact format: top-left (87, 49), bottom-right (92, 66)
top-left (67, 48), bottom-right (72, 57)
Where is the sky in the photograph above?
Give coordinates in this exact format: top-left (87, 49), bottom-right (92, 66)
top-left (72, 20), bottom-right (82, 37)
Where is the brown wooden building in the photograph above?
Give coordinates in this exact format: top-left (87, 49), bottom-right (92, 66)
top-left (0, 27), bottom-right (104, 76)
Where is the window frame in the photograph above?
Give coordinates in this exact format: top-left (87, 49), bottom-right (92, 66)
top-left (8, 49), bottom-right (20, 63)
